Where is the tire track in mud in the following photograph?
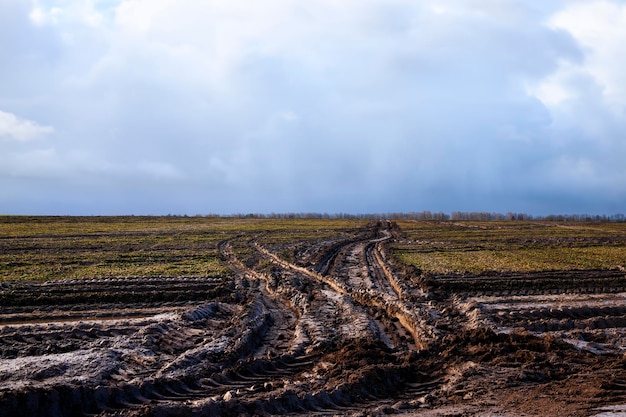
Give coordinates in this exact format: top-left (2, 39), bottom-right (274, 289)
top-left (217, 240), bottom-right (301, 358)
top-left (98, 240), bottom-right (325, 415)
top-left (4, 221), bottom-right (626, 416)
top-left (230, 221), bottom-right (446, 415)
top-left (365, 243), bottom-right (397, 298)
top-left (104, 231), bottom-right (439, 416)
top-left (126, 224), bottom-right (626, 416)
top-left (0, 267), bottom-right (309, 417)
top-left (252, 238), bottom-right (434, 351)
top-left (281, 222), bottom-right (434, 356)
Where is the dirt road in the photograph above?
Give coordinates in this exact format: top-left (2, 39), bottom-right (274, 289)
top-left (1, 221), bottom-right (626, 416)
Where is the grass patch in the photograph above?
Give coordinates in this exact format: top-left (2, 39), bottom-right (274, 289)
top-left (393, 221), bottom-right (626, 274)
top-left (0, 216), bottom-right (367, 282)
top-left (395, 247), bottom-right (625, 274)
top-left (2, 217), bottom-right (624, 281)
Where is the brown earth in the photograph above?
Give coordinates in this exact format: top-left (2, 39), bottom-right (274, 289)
top-left (1, 221), bottom-right (626, 416)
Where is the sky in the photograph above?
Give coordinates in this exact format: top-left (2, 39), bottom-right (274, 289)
top-left (1, 0), bottom-right (625, 216)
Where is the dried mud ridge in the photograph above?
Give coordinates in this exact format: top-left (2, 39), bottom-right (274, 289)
top-left (2, 222), bottom-right (626, 416)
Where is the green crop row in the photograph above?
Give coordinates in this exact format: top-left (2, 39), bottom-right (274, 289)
top-left (394, 243), bottom-right (625, 274)
top-left (2, 217), bottom-right (624, 281)
top-left (0, 216), bottom-right (367, 282)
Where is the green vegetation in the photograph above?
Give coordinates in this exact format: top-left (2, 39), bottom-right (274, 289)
top-left (0, 216), bottom-right (366, 282)
top-left (393, 221), bottom-right (626, 274)
top-left (227, 218), bottom-right (366, 266)
top-left (1, 217), bottom-right (624, 281)
top-left (0, 217), bottom-right (235, 281)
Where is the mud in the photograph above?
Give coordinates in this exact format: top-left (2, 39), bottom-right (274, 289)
top-left (1, 221), bottom-right (626, 416)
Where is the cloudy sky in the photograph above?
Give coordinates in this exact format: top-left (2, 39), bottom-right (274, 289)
top-left (1, 0), bottom-right (625, 215)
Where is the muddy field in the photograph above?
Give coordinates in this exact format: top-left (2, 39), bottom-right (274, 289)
top-left (1, 219), bottom-right (626, 416)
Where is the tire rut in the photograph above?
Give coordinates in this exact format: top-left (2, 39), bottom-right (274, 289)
top-left (4, 220), bottom-right (625, 416)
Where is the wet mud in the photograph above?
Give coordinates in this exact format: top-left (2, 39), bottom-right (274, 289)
top-left (1, 221), bottom-right (626, 416)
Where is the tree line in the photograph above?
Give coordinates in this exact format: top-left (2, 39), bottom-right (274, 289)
top-left (193, 211), bottom-right (625, 222)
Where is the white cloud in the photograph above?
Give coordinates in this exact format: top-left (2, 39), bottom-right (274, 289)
top-left (521, 1), bottom-right (626, 203)
top-left (531, 1), bottom-right (626, 112)
top-left (0, 110), bottom-right (54, 141)
top-left (29, 0), bottom-right (106, 28)
top-left (552, 1), bottom-right (626, 107)
top-left (28, 6), bottom-right (49, 26)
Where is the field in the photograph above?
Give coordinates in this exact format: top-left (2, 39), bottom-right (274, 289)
top-left (1, 216), bottom-right (626, 416)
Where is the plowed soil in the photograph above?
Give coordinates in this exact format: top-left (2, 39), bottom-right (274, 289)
top-left (1, 220), bottom-right (626, 416)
